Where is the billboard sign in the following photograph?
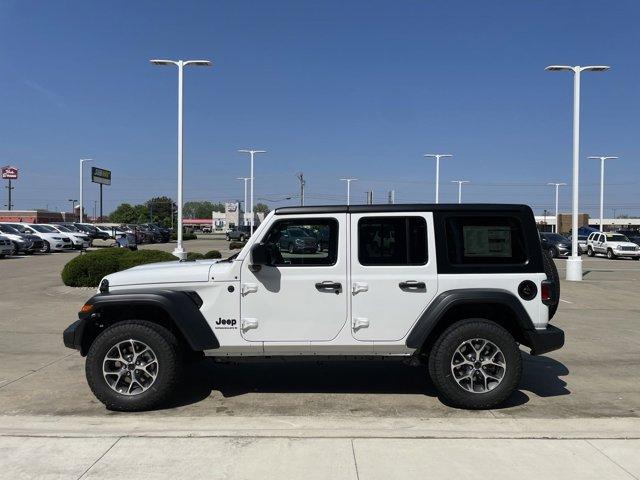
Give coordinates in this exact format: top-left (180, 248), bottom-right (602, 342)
top-left (91, 167), bottom-right (111, 185)
top-left (1, 166), bottom-right (18, 180)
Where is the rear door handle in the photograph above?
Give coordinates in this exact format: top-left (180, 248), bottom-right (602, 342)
top-left (315, 281), bottom-right (342, 293)
top-left (399, 281), bottom-right (426, 290)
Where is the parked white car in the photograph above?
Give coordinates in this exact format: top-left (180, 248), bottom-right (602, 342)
top-left (47, 224), bottom-right (91, 250)
top-left (586, 232), bottom-right (640, 260)
top-left (4, 223), bottom-right (73, 253)
top-left (0, 235), bottom-right (13, 257)
top-left (95, 225), bottom-right (127, 239)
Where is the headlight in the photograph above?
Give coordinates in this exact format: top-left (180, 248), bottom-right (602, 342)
top-left (615, 245), bottom-right (623, 250)
top-left (295, 238), bottom-right (304, 244)
top-left (52, 236), bottom-right (63, 240)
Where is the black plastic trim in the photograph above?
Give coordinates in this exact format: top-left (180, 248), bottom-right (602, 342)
top-left (406, 288), bottom-right (536, 349)
top-left (522, 324), bottom-right (565, 355)
top-left (63, 289), bottom-right (219, 353)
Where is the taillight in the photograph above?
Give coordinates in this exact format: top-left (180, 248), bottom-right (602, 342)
top-left (541, 280), bottom-right (552, 303)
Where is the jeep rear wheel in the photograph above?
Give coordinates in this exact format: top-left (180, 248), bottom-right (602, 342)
top-left (85, 320), bottom-right (182, 411)
top-left (428, 319), bottom-right (522, 409)
top-left (587, 246), bottom-right (595, 257)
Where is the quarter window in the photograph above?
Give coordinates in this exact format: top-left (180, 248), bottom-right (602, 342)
top-left (261, 218), bottom-right (338, 266)
top-left (358, 216), bottom-right (428, 266)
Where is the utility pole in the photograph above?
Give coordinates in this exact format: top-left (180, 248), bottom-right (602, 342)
top-left (236, 177), bottom-right (250, 225)
top-left (545, 64), bottom-right (610, 281)
top-left (387, 190), bottom-right (395, 204)
top-left (365, 191), bottom-right (373, 205)
top-left (340, 178), bottom-right (357, 205)
top-left (68, 199), bottom-right (78, 220)
top-left (93, 200), bottom-right (97, 221)
top-left (296, 172), bottom-right (305, 206)
top-left (5, 180), bottom-right (14, 210)
top-left (79, 158), bottom-right (93, 222)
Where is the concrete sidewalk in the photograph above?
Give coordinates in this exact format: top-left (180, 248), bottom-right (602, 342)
top-left (1, 436), bottom-right (638, 479)
top-left (1, 416), bottom-right (639, 479)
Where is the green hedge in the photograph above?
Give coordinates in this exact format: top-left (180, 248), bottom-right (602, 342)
top-left (229, 241), bottom-right (246, 250)
top-left (186, 252), bottom-right (204, 260)
top-left (170, 232), bottom-right (198, 241)
top-left (61, 249), bottom-right (176, 287)
top-left (203, 250), bottom-right (222, 259)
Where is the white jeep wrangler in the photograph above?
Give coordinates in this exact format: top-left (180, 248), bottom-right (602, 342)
top-left (64, 204), bottom-right (563, 411)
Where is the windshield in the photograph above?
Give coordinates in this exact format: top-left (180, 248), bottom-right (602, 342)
top-left (54, 225), bottom-right (73, 233)
top-left (6, 224), bottom-right (29, 233)
top-left (30, 225), bottom-right (57, 233)
top-left (0, 224), bottom-right (20, 234)
top-left (607, 234), bottom-right (629, 242)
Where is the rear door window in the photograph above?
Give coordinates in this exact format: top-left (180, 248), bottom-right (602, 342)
top-left (358, 216), bottom-right (428, 266)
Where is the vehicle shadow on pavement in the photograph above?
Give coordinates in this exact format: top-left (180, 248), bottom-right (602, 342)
top-left (166, 353), bottom-right (570, 410)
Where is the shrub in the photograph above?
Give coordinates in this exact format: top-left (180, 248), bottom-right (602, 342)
top-left (203, 250), bottom-right (222, 259)
top-left (186, 252), bottom-right (204, 260)
top-left (229, 241), bottom-right (246, 250)
top-left (61, 249), bottom-right (176, 287)
top-left (170, 232), bottom-right (198, 241)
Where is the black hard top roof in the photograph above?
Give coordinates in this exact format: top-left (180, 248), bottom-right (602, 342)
top-left (274, 203), bottom-right (532, 215)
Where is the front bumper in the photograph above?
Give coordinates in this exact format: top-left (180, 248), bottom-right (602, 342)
top-left (522, 325), bottom-right (564, 355)
top-left (63, 319), bottom-right (83, 350)
top-left (614, 249), bottom-right (640, 257)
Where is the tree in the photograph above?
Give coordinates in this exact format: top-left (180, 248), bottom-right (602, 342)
top-left (183, 201), bottom-right (225, 219)
top-left (109, 203), bottom-right (138, 224)
top-left (254, 203), bottom-right (270, 214)
top-left (145, 196), bottom-right (174, 224)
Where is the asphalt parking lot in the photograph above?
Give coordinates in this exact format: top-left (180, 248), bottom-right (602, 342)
top-left (1, 241), bottom-right (639, 478)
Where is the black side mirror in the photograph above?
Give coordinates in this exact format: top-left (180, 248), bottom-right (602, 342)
top-left (250, 243), bottom-right (276, 272)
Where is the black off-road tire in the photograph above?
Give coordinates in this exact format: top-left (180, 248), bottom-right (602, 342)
top-left (85, 320), bottom-right (183, 412)
top-left (428, 319), bottom-right (522, 409)
top-left (542, 250), bottom-right (560, 319)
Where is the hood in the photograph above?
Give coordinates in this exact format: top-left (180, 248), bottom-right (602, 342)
top-left (105, 259), bottom-right (234, 288)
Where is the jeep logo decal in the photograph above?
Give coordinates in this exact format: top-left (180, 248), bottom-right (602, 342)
top-left (215, 317), bottom-right (237, 327)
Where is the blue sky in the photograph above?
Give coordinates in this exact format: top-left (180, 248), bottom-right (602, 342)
top-left (0, 0), bottom-right (638, 217)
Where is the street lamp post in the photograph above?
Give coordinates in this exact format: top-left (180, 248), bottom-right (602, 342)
top-left (340, 178), bottom-right (358, 205)
top-left (79, 158), bottom-right (92, 223)
top-left (587, 156), bottom-right (618, 232)
top-left (547, 182), bottom-right (567, 233)
top-left (238, 150), bottom-right (266, 235)
top-left (424, 154), bottom-right (452, 203)
top-left (237, 177), bottom-right (250, 225)
top-left (545, 64), bottom-right (610, 281)
top-left (151, 58), bottom-right (212, 260)
top-left (451, 180), bottom-right (470, 203)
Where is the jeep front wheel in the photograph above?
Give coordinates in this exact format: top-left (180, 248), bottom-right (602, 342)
top-left (428, 319), bottom-right (522, 409)
top-left (85, 320), bottom-right (182, 411)
top-left (607, 249), bottom-right (616, 259)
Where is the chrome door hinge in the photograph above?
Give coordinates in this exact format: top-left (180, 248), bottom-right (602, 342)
top-left (352, 317), bottom-right (369, 331)
top-left (352, 282), bottom-right (369, 294)
top-left (241, 283), bottom-right (258, 295)
top-left (241, 317), bottom-right (258, 332)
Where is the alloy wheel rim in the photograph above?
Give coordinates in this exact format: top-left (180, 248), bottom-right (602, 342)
top-left (450, 338), bottom-right (506, 393)
top-left (102, 339), bottom-right (159, 396)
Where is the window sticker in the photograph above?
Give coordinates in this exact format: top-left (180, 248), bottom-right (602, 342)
top-left (463, 226), bottom-right (512, 257)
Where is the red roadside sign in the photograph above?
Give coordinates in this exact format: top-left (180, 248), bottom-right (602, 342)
top-left (1, 166), bottom-right (18, 180)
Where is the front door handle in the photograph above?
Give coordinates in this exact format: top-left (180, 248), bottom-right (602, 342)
top-left (399, 280), bottom-right (426, 290)
top-left (315, 281), bottom-right (342, 293)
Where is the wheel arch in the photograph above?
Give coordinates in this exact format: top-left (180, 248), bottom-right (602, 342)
top-left (73, 290), bottom-right (219, 356)
top-left (406, 289), bottom-right (536, 354)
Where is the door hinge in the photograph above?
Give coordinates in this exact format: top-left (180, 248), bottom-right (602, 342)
top-left (241, 317), bottom-right (258, 332)
top-left (352, 282), bottom-right (369, 294)
top-left (241, 283), bottom-right (258, 295)
top-left (352, 317), bottom-right (369, 331)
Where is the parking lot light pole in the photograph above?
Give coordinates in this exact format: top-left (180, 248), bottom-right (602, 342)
top-left (79, 158), bottom-right (92, 223)
top-left (547, 182), bottom-right (567, 233)
top-left (424, 154), bottom-right (452, 203)
top-left (236, 177), bottom-right (250, 225)
top-left (238, 150), bottom-right (266, 235)
top-left (545, 65), bottom-right (610, 281)
top-left (151, 58), bottom-right (212, 260)
top-left (451, 180), bottom-right (469, 203)
top-left (340, 178), bottom-right (358, 205)
top-left (587, 156), bottom-right (618, 232)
